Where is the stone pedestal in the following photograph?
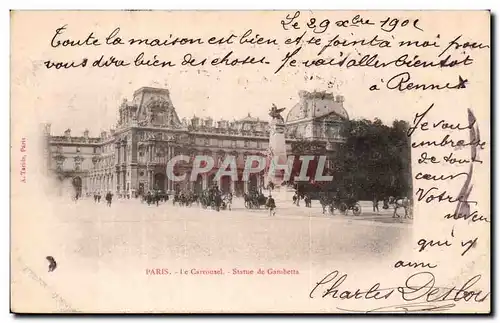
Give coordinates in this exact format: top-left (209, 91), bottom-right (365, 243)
top-left (266, 118), bottom-right (288, 186)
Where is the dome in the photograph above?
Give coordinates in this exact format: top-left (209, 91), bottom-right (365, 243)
top-left (239, 113), bottom-right (260, 123)
top-left (286, 91), bottom-right (349, 123)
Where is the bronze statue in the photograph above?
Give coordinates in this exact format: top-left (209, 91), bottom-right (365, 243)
top-left (269, 104), bottom-right (285, 123)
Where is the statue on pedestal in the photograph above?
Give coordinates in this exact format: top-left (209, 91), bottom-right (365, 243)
top-left (269, 104), bottom-right (286, 124)
top-left (267, 104), bottom-right (288, 186)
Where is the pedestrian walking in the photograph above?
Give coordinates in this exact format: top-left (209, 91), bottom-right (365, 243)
top-left (304, 194), bottom-right (312, 208)
top-left (155, 191), bottom-right (159, 207)
top-left (266, 194), bottom-right (276, 216)
top-left (106, 191), bottom-right (113, 207)
top-left (373, 194), bottom-right (379, 213)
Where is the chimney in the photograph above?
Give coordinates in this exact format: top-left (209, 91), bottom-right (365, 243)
top-left (101, 131), bottom-right (107, 139)
top-left (191, 116), bottom-right (199, 127)
top-left (64, 128), bottom-right (71, 137)
top-left (43, 123), bottom-right (51, 136)
top-left (83, 129), bottom-right (89, 138)
top-left (335, 95), bottom-right (345, 104)
top-left (205, 117), bottom-right (213, 128)
top-left (110, 129), bottom-right (115, 136)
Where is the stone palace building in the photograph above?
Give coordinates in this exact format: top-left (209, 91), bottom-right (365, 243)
top-left (43, 87), bottom-right (348, 197)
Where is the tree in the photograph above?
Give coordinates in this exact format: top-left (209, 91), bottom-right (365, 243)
top-left (336, 119), bottom-right (412, 200)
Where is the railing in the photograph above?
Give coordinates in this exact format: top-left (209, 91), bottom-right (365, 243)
top-left (50, 136), bottom-right (101, 144)
top-left (187, 125), bottom-right (271, 138)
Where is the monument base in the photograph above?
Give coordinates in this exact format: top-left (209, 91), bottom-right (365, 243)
top-left (266, 105), bottom-right (289, 193)
top-left (266, 119), bottom-right (288, 187)
top-left (262, 182), bottom-right (295, 202)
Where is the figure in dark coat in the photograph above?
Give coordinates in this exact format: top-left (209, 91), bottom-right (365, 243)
top-left (266, 195), bottom-right (276, 216)
top-left (106, 191), bottom-right (113, 207)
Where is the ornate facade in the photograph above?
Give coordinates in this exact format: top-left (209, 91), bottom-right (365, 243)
top-left (44, 87), bottom-right (349, 197)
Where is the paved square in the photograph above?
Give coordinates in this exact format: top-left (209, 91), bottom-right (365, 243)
top-left (50, 196), bottom-right (411, 267)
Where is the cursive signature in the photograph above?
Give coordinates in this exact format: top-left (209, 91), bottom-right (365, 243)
top-left (310, 270), bottom-right (489, 312)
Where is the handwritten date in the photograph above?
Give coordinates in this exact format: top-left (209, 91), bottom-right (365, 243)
top-left (281, 11), bottom-right (423, 33)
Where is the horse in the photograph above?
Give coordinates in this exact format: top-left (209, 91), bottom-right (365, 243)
top-left (223, 193), bottom-right (233, 211)
top-left (212, 193), bottom-right (223, 211)
top-left (390, 196), bottom-right (411, 218)
top-left (243, 193), bottom-right (252, 208)
top-left (172, 193), bottom-right (181, 206)
top-left (319, 193), bottom-right (334, 215)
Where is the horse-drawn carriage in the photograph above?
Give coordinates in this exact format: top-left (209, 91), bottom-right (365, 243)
top-left (295, 181), bottom-right (362, 216)
top-left (244, 192), bottom-right (267, 209)
top-left (173, 191), bottom-right (197, 207)
top-left (142, 190), bottom-right (167, 205)
top-left (319, 192), bottom-right (362, 216)
top-left (198, 188), bottom-right (228, 211)
top-left (157, 190), bottom-right (169, 202)
top-left (243, 191), bottom-right (267, 209)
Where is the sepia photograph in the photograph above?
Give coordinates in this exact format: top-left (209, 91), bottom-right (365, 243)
top-left (10, 10), bottom-right (490, 314)
top-left (43, 86), bottom-right (413, 217)
top-left (39, 83), bottom-right (414, 272)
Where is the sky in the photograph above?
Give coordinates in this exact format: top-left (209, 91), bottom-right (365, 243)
top-left (40, 76), bottom-right (391, 136)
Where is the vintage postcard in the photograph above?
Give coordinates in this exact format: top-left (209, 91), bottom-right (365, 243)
top-left (10, 10), bottom-right (490, 313)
